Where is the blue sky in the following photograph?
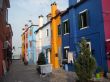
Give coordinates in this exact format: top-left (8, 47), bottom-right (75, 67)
top-left (8, 0), bottom-right (68, 55)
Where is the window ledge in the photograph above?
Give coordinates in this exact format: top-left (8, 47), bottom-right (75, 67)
top-left (64, 33), bottom-right (70, 35)
top-left (80, 26), bottom-right (88, 30)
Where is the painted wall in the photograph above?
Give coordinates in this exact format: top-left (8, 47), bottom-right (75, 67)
top-left (21, 34), bottom-right (25, 61)
top-left (51, 2), bottom-right (61, 69)
top-left (62, 0), bottom-right (108, 72)
top-left (42, 23), bottom-right (51, 64)
top-left (36, 16), bottom-right (43, 62)
top-left (102, 0), bottom-right (110, 69)
top-left (0, 40), bottom-right (3, 78)
top-left (32, 25), bottom-right (37, 64)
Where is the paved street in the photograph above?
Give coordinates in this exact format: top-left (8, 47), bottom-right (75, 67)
top-left (0, 60), bottom-right (78, 82)
top-left (0, 60), bottom-right (49, 82)
top-left (0, 60), bottom-right (110, 82)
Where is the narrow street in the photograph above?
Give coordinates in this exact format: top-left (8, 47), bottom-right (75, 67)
top-left (0, 60), bottom-right (48, 82)
top-left (0, 60), bottom-right (77, 82)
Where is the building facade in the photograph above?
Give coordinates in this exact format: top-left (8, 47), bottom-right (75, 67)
top-left (61, 0), bottom-right (110, 72)
top-left (102, 0), bottom-right (110, 69)
top-left (28, 25), bottom-right (38, 64)
top-left (0, 0), bottom-right (11, 78)
top-left (50, 2), bottom-right (62, 69)
top-left (36, 15), bottom-right (44, 62)
top-left (22, 25), bottom-right (29, 64)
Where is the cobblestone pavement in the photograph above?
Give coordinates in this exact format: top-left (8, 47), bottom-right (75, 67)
top-left (0, 60), bottom-right (110, 82)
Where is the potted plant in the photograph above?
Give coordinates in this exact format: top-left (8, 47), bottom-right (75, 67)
top-left (74, 38), bottom-right (96, 82)
top-left (37, 52), bottom-right (46, 74)
top-left (95, 66), bottom-right (104, 79)
top-left (37, 52), bottom-right (52, 75)
top-left (95, 66), bottom-right (101, 79)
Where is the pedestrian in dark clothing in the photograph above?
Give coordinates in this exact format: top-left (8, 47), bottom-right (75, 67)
top-left (7, 46), bottom-right (13, 71)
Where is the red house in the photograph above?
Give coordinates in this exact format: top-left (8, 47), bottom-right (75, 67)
top-left (0, 0), bottom-right (11, 78)
top-left (102, 0), bottom-right (110, 69)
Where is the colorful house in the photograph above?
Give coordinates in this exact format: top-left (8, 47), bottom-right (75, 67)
top-left (50, 2), bottom-right (62, 69)
top-left (28, 25), bottom-right (38, 64)
top-left (35, 14), bottom-right (51, 64)
top-left (36, 15), bottom-right (44, 62)
top-left (61, 0), bottom-right (110, 72)
top-left (102, 0), bottom-right (110, 70)
top-left (0, 0), bottom-right (11, 78)
top-left (21, 33), bottom-right (25, 61)
top-left (22, 25), bottom-right (29, 64)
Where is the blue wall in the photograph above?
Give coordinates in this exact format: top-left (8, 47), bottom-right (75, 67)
top-left (62, 0), bottom-right (108, 72)
top-left (28, 25), bottom-right (37, 64)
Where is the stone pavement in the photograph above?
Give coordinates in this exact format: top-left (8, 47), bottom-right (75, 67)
top-left (0, 60), bottom-right (110, 82)
top-left (0, 60), bottom-right (48, 82)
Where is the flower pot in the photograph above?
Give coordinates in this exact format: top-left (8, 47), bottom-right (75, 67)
top-left (96, 73), bottom-right (100, 79)
top-left (38, 64), bottom-right (52, 74)
top-left (100, 72), bottom-right (104, 78)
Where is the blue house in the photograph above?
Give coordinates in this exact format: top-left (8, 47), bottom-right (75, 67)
top-left (61, 0), bottom-right (108, 72)
top-left (28, 25), bottom-right (38, 64)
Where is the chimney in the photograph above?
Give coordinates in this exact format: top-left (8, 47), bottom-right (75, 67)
top-left (38, 15), bottom-right (43, 28)
top-left (51, 2), bottom-right (57, 17)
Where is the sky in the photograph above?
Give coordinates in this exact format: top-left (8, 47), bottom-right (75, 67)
top-left (8, 0), bottom-right (69, 55)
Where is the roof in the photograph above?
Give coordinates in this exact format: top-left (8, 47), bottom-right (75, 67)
top-left (21, 25), bottom-right (38, 36)
top-left (61, 0), bottom-right (87, 16)
top-left (35, 21), bottom-right (51, 34)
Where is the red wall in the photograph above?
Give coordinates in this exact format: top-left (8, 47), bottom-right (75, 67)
top-left (102, 0), bottom-right (110, 69)
top-left (0, 40), bottom-right (3, 78)
top-left (102, 0), bottom-right (110, 39)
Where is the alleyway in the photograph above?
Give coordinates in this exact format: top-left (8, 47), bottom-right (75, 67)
top-left (0, 60), bottom-right (110, 82)
top-left (0, 60), bottom-right (78, 82)
top-left (0, 60), bottom-right (49, 82)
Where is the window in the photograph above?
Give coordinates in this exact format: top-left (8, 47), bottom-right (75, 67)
top-left (58, 25), bottom-right (61, 36)
top-left (86, 41), bottom-right (91, 52)
top-left (79, 9), bottom-right (88, 29)
top-left (46, 29), bottom-right (49, 36)
top-left (64, 46), bottom-right (69, 59)
top-left (63, 19), bottom-right (70, 34)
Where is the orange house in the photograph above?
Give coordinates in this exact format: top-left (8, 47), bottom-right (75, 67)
top-left (50, 2), bottom-right (62, 69)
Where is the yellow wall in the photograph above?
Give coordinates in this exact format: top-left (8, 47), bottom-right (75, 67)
top-left (21, 34), bottom-right (25, 60)
top-left (50, 2), bottom-right (62, 69)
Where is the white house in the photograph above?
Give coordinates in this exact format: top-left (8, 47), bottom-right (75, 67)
top-left (35, 14), bottom-right (51, 63)
top-left (36, 15), bottom-right (44, 61)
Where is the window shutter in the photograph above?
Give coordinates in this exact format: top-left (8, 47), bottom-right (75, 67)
top-left (67, 20), bottom-right (70, 33)
top-left (63, 22), bottom-right (65, 35)
top-left (78, 14), bottom-right (82, 29)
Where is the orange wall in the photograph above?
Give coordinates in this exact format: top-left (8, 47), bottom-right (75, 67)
top-left (50, 2), bottom-right (62, 69)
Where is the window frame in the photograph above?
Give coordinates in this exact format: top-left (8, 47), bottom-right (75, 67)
top-left (63, 19), bottom-right (70, 35)
top-left (79, 9), bottom-right (89, 30)
top-left (58, 24), bottom-right (61, 36)
top-left (63, 46), bottom-right (70, 59)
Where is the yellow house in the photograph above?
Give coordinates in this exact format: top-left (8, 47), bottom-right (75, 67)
top-left (21, 33), bottom-right (25, 61)
top-left (50, 2), bottom-right (62, 69)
